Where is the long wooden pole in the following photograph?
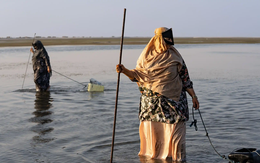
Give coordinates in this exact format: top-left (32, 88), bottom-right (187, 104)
top-left (110, 8), bottom-right (126, 163)
top-left (22, 33), bottom-right (36, 90)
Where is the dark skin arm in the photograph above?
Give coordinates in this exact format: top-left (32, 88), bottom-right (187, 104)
top-left (186, 88), bottom-right (200, 110)
top-left (116, 64), bottom-right (135, 80)
top-left (30, 47), bottom-right (34, 53)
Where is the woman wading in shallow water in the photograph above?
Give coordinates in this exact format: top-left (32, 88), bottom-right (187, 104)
top-left (116, 27), bottom-right (199, 162)
top-left (30, 40), bottom-right (52, 92)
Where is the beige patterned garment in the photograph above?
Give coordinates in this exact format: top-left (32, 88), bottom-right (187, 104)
top-left (131, 27), bottom-right (184, 101)
top-left (139, 121), bottom-right (186, 161)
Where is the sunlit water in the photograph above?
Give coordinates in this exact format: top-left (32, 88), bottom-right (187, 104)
top-left (0, 44), bottom-right (260, 163)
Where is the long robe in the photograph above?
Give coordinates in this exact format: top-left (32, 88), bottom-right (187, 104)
top-left (130, 27), bottom-right (194, 162)
top-left (32, 40), bottom-right (51, 91)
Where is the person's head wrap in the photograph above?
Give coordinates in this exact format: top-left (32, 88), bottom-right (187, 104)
top-left (145, 27), bottom-right (174, 54)
top-left (31, 40), bottom-right (51, 74)
top-left (32, 40), bottom-right (44, 50)
top-left (131, 27), bottom-right (183, 101)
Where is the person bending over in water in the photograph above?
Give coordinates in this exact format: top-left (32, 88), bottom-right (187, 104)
top-left (30, 40), bottom-right (52, 92)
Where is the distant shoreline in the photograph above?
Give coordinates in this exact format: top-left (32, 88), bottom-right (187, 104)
top-left (1, 37), bottom-right (260, 47)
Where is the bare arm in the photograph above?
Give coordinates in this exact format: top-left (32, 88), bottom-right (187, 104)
top-left (30, 47), bottom-right (34, 53)
top-left (116, 64), bottom-right (135, 80)
top-left (186, 88), bottom-right (199, 110)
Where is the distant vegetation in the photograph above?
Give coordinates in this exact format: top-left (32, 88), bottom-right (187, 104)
top-left (0, 37), bottom-right (260, 47)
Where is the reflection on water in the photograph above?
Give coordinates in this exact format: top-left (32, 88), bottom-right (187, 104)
top-left (139, 156), bottom-right (183, 163)
top-left (29, 92), bottom-right (54, 144)
top-left (87, 91), bottom-right (105, 100)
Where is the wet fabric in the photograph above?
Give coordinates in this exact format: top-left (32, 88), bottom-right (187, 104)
top-left (131, 27), bottom-right (183, 101)
top-left (138, 61), bottom-right (193, 124)
top-left (139, 121), bottom-right (186, 161)
top-left (32, 40), bottom-right (51, 91)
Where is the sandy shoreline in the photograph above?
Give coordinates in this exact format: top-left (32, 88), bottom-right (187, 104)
top-left (1, 37), bottom-right (260, 47)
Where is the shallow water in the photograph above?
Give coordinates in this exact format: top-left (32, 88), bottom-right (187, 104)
top-left (0, 44), bottom-right (260, 163)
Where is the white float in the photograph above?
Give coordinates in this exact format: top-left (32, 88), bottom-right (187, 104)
top-left (87, 78), bottom-right (104, 92)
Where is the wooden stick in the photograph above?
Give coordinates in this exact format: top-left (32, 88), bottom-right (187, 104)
top-left (22, 33), bottom-right (36, 90)
top-left (110, 8), bottom-right (126, 163)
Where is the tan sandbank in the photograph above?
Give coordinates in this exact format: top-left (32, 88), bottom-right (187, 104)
top-left (0, 37), bottom-right (260, 47)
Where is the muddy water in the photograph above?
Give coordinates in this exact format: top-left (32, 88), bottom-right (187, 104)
top-left (0, 44), bottom-right (260, 163)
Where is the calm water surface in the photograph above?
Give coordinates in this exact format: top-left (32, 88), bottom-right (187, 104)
top-left (0, 44), bottom-right (260, 163)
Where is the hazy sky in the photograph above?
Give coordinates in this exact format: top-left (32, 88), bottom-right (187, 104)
top-left (1, 0), bottom-right (259, 38)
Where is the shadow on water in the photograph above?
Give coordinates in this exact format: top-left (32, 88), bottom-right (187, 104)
top-left (29, 91), bottom-right (55, 144)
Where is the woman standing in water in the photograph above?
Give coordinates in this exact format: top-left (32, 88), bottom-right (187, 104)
top-left (30, 40), bottom-right (52, 92)
top-left (116, 27), bottom-right (199, 162)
